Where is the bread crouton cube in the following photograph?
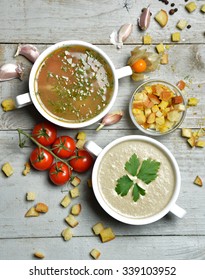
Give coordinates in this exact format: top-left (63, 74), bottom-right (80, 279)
top-left (196, 140), bottom-right (205, 148)
top-left (1, 99), bottom-right (16, 111)
top-left (61, 227), bottom-right (73, 241)
top-left (90, 249), bottom-right (101, 260)
top-left (201, 4), bottom-right (205, 13)
top-left (2, 162), bottom-right (14, 177)
top-left (99, 227), bottom-right (115, 243)
top-left (171, 32), bottom-right (181, 42)
top-left (143, 34), bottom-right (152, 45)
top-left (187, 136), bottom-right (196, 147)
top-left (70, 187), bottom-right (80, 198)
top-left (34, 252), bottom-right (45, 259)
top-left (26, 192), bottom-right (36, 201)
top-left (76, 131), bottom-right (86, 140)
top-left (71, 204), bottom-right (81, 216)
top-left (160, 53), bottom-right (169, 65)
top-left (188, 97), bottom-right (199, 106)
top-left (60, 194), bottom-right (71, 208)
top-left (156, 43), bottom-right (165, 53)
top-left (71, 176), bottom-right (81, 187)
top-left (92, 222), bottom-right (104, 235)
top-left (65, 214), bottom-right (79, 228)
top-left (176, 19), bottom-right (187, 30)
top-left (22, 162), bottom-right (31, 176)
top-left (181, 128), bottom-right (193, 138)
top-left (185, 2), bottom-right (197, 13)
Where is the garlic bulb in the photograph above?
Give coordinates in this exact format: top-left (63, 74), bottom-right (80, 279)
top-left (0, 63), bottom-right (24, 82)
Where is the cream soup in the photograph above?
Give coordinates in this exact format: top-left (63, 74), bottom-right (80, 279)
top-left (97, 140), bottom-right (175, 219)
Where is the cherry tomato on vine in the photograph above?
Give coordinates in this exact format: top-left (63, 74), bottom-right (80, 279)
top-left (30, 147), bottom-right (54, 171)
top-left (52, 136), bottom-right (76, 159)
top-left (32, 122), bottom-right (57, 146)
top-left (131, 59), bottom-right (147, 73)
top-left (49, 162), bottom-right (72, 186)
top-left (69, 149), bottom-right (93, 173)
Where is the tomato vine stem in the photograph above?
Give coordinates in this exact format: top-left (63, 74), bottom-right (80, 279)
top-left (17, 128), bottom-right (72, 168)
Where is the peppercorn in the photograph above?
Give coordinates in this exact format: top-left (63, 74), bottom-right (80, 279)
top-left (169, 9), bottom-right (175, 15)
top-left (174, 8), bottom-right (178, 12)
top-left (187, 24), bottom-right (191, 29)
top-left (171, 3), bottom-right (175, 7)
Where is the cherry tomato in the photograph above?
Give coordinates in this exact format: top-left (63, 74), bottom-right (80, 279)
top-left (69, 150), bottom-right (93, 173)
top-left (131, 59), bottom-right (147, 73)
top-left (52, 136), bottom-right (76, 159)
top-left (49, 162), bottom-right (72, 186)
top-left (30, 147), bottom-right (54, 171)
top-left (32, 122), bottom-right (57, 146)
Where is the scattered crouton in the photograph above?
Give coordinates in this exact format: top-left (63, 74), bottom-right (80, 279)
top-left (196, 140), bottom-right (205, 148)
top-left (188, 97), bottom-right (199, 106)
top-left (181, 128), bottom-right (193, 138)
top-left (61, 227), bottom-right (73, 241)
top-left (90, 249), bottom-right (101, 260)
top-left (35, 203), bottom-right (48, 213)
top-left (34, 252), bottom-right (45, 259)
top-left (99, 227), bottom-right (115, 243)
top-left (22, 162), bottom-right (31, 176)
top-left (92, 222), bottom-right (104, 235)
top-left (60, 194), bottom-right (71, 208)
top-left (70, 187), bottom-right (80, 198)
top-left (1, 99), bottom-right (16, 111)
top-left (65, 214), bottom-right (79, 228)
top-left (76, 131), bottom-right (86, 140)
top-left (201, 4), bottom-right (205, 13)
top-left (26, 192), bottom-right (36, 201)
top-left (25, 206), bottom-right (40, 217)
top-left (187, 135), bottom-right (196, 147)
top-left (194, 176), bottom-right (203, 187)
top-left (143, 34), bottom-right (152, 45)
top-left (156, 43), bottom-right (165, 53)
top-left (176, 19), bottom-right (187, 30)
top-left (171, 32), bottom-right (181, 42)
top-left (2, 162), bottom-right (14, 177)
top-left (160, 53), bottom-right (168, 65)
top-left (71, 176), bottom-right (81, 187)
top-left (76, 139), bottom-right (86, 149)
top-left (71, 204), bottom-right (81, 216)
top-left (185, 2), bottom-right (197, 13)
top-left (154, 9), bottom-right (168, 27)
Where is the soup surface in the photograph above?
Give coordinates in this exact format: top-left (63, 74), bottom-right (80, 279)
top-left (35, 45), bottom-right (114, 122)
top-left (97, 140), bottom-right (176, 219)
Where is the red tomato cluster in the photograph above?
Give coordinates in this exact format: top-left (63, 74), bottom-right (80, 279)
top-left (30, 122), bottom-right (93, 186)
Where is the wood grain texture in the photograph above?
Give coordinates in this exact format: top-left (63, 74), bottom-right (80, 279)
top-left (0, 0), bottom-right (205, 260)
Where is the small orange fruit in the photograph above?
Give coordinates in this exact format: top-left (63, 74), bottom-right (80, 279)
top-left (131, 59), bottom-right (147, 73)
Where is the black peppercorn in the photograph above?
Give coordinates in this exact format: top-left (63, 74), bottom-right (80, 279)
top-left (169, 9), bottom-right (175, 15)
top-left (187, 24), bottom-right (191, 29)
top-left (171, 3), bottom-right (175, 7)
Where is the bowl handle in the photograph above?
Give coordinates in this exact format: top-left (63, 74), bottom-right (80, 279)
top-left (15, 93), bottom-right (32, 108)
top-left (170, 203), bottom-right (186, 218)
top-left (115, 66), bottom-right (132, 79)
top-left (84, 140), bottom-right (102, 157)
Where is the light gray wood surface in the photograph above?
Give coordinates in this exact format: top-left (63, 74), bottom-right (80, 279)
top-left (0, 0), bottom-right (205, 260)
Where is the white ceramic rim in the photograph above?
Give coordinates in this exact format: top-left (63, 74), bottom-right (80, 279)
top-left (129, 79), bottom-right (186, 136)
top-left (92, 135), bottom-right (181, 225)
top-left (29, 40), bottom-right (118, 128)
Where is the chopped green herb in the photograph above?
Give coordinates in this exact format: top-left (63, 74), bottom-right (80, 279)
top-left (125, 153), bottom-right (140, 176)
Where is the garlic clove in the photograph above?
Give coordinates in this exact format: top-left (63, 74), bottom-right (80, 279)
top-left (96, 111), bottom-right (123, 131)
top-left (110, 23), bottom-right (133, 49)
top-left (0, 63), bottom-right (24, 82)
top-left (14, 44), bottom-right (40, 63)
top-left (138, 6), bottom-right (151, 31)
top-left (117, 23), bottom-right (133, 48)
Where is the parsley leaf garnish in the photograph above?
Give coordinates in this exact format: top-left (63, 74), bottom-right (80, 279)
top-left (125, 153), bottom-right (140, 176)
top-left (115, 154), bottom-right (160, 202)
top-left (115, 175), bottom-right (133, 196)
top-left (137, 159), bottom-right (161, 184)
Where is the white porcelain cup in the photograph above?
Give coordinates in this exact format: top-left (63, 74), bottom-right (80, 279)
top-left (15, 40), bottom-right (132, 128)
top-left (84, 135), bottom-right (186, 225)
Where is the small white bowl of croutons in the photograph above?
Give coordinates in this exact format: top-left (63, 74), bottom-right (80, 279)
top-left (129, 79), bottom-right (186, 136)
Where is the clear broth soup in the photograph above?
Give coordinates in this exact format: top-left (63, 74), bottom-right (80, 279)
top-left (35, 45), bottom-right (114, 123)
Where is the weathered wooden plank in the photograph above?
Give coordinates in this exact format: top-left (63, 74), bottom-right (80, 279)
top-left (0, 44), bottom-right (205, 130)
top-left (0, 130), bottom-right (204, 238)
top-left (0, 0), bottom-right (205, 44)
top-left (0, 235), bottom-right (205, 260)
